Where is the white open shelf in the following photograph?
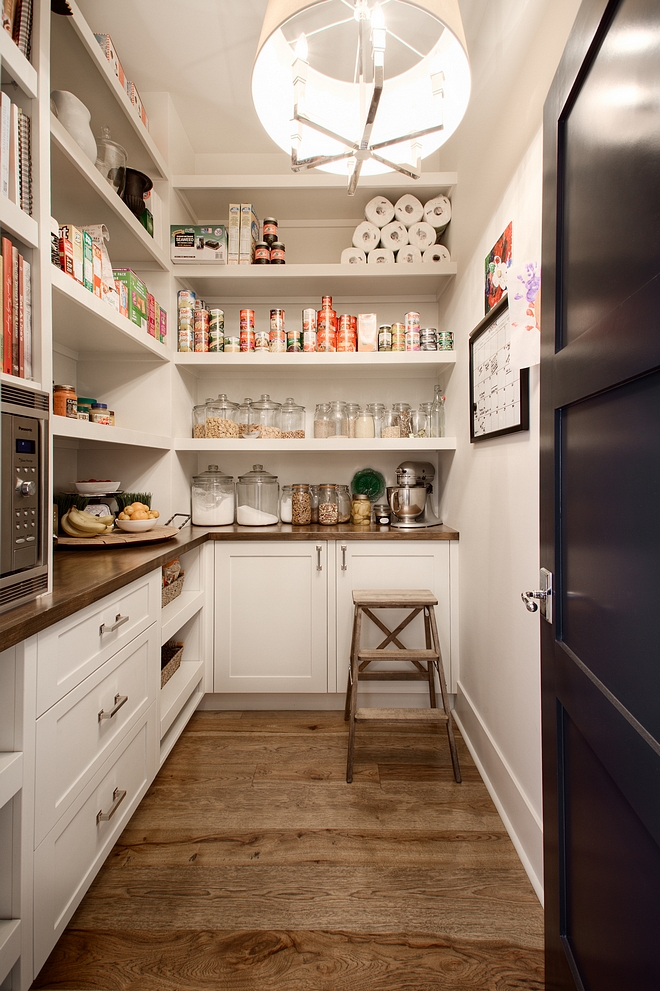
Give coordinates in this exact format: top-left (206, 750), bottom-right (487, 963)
top-left (175, 437), bottom-right (457, 453)
top-left (0, 194), bottom-right (39, 250)
top-left (160, 659), bottom-right (204, 740)
top-left (0, 752), bottom-right (22, 809)
top-left (51, 265), bottom-right (170, 360)
top-left (0, 371), bottom-right (43, 392)
top-left (0, 26), bottom-right (37, 98)
top-left (0, 919), bottom-right (21, 985)
top-left (161, 589), bottom-right (205, 646)
top-left (174, 350), bottom-right (455, 379)
top-left (50, 115), bottom-right (170, 271)
top-left (52, 415), bottom-right (171, 450)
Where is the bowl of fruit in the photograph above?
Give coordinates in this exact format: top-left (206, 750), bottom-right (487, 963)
top-left (114, 502), bottom-right (161, 532)
top-left (60, 506), bottom-right (115, 537)
top-left (75, 479), bottom-right (120, 495)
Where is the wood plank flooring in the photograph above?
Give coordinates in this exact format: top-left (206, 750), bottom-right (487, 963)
top-left (32, 711), bottom-right (544, 990)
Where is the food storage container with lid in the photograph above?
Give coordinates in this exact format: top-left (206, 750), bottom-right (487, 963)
top-left (281, 397), bottom-right (305, 438)
top-left (351, 493), bottom-right (371, 525)
top-left (318, 484), bottom-right (339, 525)
top-left (381, 410), bottom-right (402, 438)
top-left (94, 126), bottom-right (127, 196)
top-left (313, 403), bottom-right (332, 438)
top-left (309, 484), bottom-right (320, 522)
top-left (191, 465), bottom-right (235, 525)
top-left (192, 403), bottom-right (207, 438)
top-left (392, 403), bottom-right (412, 438)
top-left (329, 400), bottom-right (348, 436)
top-left (346, 402), bottom-right (360, 437)
top-left (292, 484), bottom-right (312, 525)
top-left (236, 464), bottom-right (279, 525)
top-left (279, 485), bottom-right (293, 523)
top-left (206, 394), bottom-right (239, 438)
top-left (411, 408), bottom-right (429, 438)
top-left (337, 484), bottom-right (352, 522)
top-left (238, 397), bottom-right (259, 438)
top-left (355, 409), bottom-right (375, 438)
top-left (251, 394), bottom-right (282, 438)
top-left (366, 402), bottom-right (386, 438)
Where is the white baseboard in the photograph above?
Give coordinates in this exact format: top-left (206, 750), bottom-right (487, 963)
top-left (453, 681), bottom-right (544, 904)
top-left (198, 691), bottom-right (438, 711)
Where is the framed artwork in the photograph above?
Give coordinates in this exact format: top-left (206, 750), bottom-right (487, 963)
top-left (469, 294), bottom-right (529, 442)
top-left (485, 221), bottom-right (512, 313)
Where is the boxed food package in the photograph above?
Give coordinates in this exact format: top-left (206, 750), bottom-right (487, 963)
top-left (94, 33), bottom-right (126, 89)
top-left (58, 230), bottom-right (74, 277)
top-left (170, 225), bottom-right (227, 264)
top-left (116, 279), bottom-right (128, 317)
top-left (92, 243), bottom-right (102, 298)
top-left (228, 203), bottom-right (240, 265)
top-left (148, 293), bottom-right (156, 338)
top-left (113, 269), bottom-right (148, 331)
top-left (81, 224), bottom-right (118, 309)
top-left (125, 81), bottom-right (148, 130)
top-left (82, 230), bottom-right (93, 292)
top-left (59, 225), bottom-right (83, 284)
top-left (159, 307), bottom-right (167, 344)
top-left (357, 312), bottom-right (378, 352)
top-left (239, 203), bottom-right (259, 265)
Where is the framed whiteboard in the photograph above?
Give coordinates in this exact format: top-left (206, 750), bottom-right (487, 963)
top-left (469, 295), bottom-right (529, 442)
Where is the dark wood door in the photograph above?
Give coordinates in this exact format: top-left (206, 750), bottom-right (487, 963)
top-left (541, 0), bottom-right (660, 988)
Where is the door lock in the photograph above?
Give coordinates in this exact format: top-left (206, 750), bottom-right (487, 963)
top-left (521, 568), bottom-right (553, 623)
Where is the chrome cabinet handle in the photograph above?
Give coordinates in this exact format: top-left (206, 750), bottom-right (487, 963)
top-left (98, 693), bottom-right (128, 723)
top-left (316, 545), bottom-right (323, 571)
top-left (96, 787), bottom-right (126, 824)
top-left (99, 613), bottom-right (129, 636)
top-left (341, 545), bottom-right (347, 571)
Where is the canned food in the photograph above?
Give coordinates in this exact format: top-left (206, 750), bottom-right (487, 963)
top-left (270, 308), bottom-right (286, 352)
top-left (337, 329), bottom-right (356, 352)
top-left (177, 289), bottom-right (196, 309)
top-left (405, 328), bottom-right (420, 351)
top-left (255, 329), bottom-right (270, 351)
top-left (378, 325), bottom-right (392, 351)
top-left (391, 322), bottom-right (405, 351)
top-left (287, 327), bottom-right (302, 352)
top-left (254, 242), bottom-right (270, 264)
top-left (209, 309), bottom-right (224, 352)
top-left (224, 336), bottom-right (240, 353)
top-left (194, 307), bottom-right (209, 351)
top-left (317, 308), bottom-right (337, 352)
top-left (195, 299), bottom-right (207, 311)
top-left (270, 241), bottom-right (285, 264)
top-left (262, 218), bottom-right (278, 245)
top-left (437, 331), bottom-right (454, 350)
top-left (302, 308), bottom-right (317, 352)
top-left (177, 316), bottom-right (194, 352)
top-left (405, 311), bottom-right (421, 331)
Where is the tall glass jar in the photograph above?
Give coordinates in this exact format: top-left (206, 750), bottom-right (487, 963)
top-left (430, 385), bottom-right (446, 437)
top-left (337, 484), bottom-right (351, 523)
top-left (381, 410), bottom-right (401, 438)
top-left (281, 397), bottom-right (305, 438)
top-left (236, 464), bottom-right (279, 525)
top-left (205, 394), bottom-right (239, 438)
top-left (309, 484), bottom-right (320, 522)
top-left (411, 407), bottom-right (429, 438)
top-left (291, 483), bottom-right (312, 525)
top-left (251, 394), bottom-right (282, 438)
top-left (366, 401), bottom-right (386, 438)
top-left (192, 403), bottom-right (207, 438)
top-left (238, 397), bottom-right (259, 438)
top-left (392, 402), bottom-right (413, 438)
top-left (191, 465), bottom-right (235, 525)
top-left (351, 492), bottom-right (371, 525)
top-left (318, 484), bottom-right (339, 525)
top-left (354, 408), bottom-right (375, 438)
top-left (279, 485), bottom-right (293, 523)
top-left (314, 403), bottom-right (333, 438)
top-left (329, 400), bottom-right (348, 436)
top-left (346, 402), bottom-right (360, 438)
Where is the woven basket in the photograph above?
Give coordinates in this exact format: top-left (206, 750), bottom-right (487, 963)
top-left (162, 571), bottom-right (185, 608)
top-left (161, 640), bottom-right (184, 688)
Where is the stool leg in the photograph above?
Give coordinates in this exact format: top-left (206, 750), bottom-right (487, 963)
top-left (346, 606), bottom-right (363, 784)
top-left (424, 608), bottom-right (437, 708)
top-left (344, 603), bottom-right (359, 721)
top-left (428, 605), bottom-right (462, 783)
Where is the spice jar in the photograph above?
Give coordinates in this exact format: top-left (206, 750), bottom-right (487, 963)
top-left (337, 484), bottom-right (351, 523)
top-left (314, 403), bottom-right (333, 438)
top-left (309, 484), bottom-right (320, 522)
top-left (366, 402), bottom-right (386, 438)
top-left (328, 400), bottom-right (348, 436)
top-left (318, 484), bottom-right (339, 525)
top-left (279, 485), bottom-right (293, 523)
top-left (191, 465), bottom-right (235, 525)
top-left (354, 409), bottom-right (375, 438)
top-left (351, 493), bottom-right (371, 525)
top-left (236, 464), bottom-right (279, 526)
top-left (238, 397), bottom-right (259, 438)
top-left (206, 395), bottom-right (239, 438)
top-left (291, 483), bottom-right (312, 525)
top-left (53, 384), bottom-right (77, 418)
top-left (252, 394), bottom-right (282, 438)
top-left (192, 403), bottom-right (207, 438)
top-left (281, 397), bottom-right (305, 438)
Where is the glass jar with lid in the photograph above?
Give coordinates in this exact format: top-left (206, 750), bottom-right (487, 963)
top-left (192, 403), bottom-right (207, 438)
top-left (291, 483), bottom-right (312, 525)
top-left (251, 394), bottom-right (282, 438)
top-left (328, 400), bottom-right (348, 436)
top-left (366, 402), bottom-right (386, 438)
top-left (429, 385), bottom-right (446, 437)
top-left (238, 397), bottom-right (259, 438)
top-left (236, 464), bottom-right (279, 525)
top-left (318, 484), bottom-right (339, 525)
top-left (279, 485), bottom-right (293, 523)
top-left (354, 408), bottom-right (375, 438)
top-left (309, 484), bottom-right (320, 522)
top-left (191, 465), bottom-right (235, 526)
top-left (411, 406), bottom-right (429, 438)
top-left (346, 402), bottom-right (360, 438)
top-left (381, 409), bottom-right (401, 438)
top-left (281, 397), bottom-right (305, 438)
top-left (314, 403), bottom-right (332, 438)
top-left (337, 484), bottom-right (351, 523)
top-left (351, 492), bottom-right (371, 525)
top-left (206, 394), bottom-right (239, 438)
top-left (392, 402), bottom-right (412, 438)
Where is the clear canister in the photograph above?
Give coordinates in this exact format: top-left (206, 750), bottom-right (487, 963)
top-left (355, 409), bottom-right (375, 438)
top-left (346, 402), bottom-right (360, 437)
top-left (392, 402), bottom-right (412, 438)
top-left (313, 403), bottom-right (332, 438)
top-left (310, 484), bottom-right (320, 522)
top-left (381, 409), bottom-right (401, 439)
top-left (328, 400), bottom-right (348, 436)
top-left (279, 485), bottom-right (293, 524)
top-left (281, 397), bottom-right (305, 438)
top-left (337, 484), bottom-right (351, 523)
top-left (236, 464), bottom-right (279, 525)
top-left (292, 483), bottom-right (312, 525)
top-left (318, 484), bottom-right (339, 525)
top-left (191, 465), bottom-right (235, 526)
top-left (251, 394), bottom-right (282, 438)
top-left (367, 402), bottom-right (386, 438)
top-left (411, 407), bottom-right (429, 437)
top-left (192, 403), bottom-right (207, 438)
top-left (238, 397), bottom-right (259, 438)
top-left (430, 385), bottom-right (446, 437)
top-left (205, 394), bottom-right (239, 438)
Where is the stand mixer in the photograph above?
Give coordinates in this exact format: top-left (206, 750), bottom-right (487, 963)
top-left (386, 461), bottom-right (443, 529)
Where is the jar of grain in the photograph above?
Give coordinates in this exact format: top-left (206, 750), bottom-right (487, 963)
top-left (328, 400), bottom-right (348, 436)
top-left (411, 407), bottom-right (429, 438)
top-left (381, 410), bottom-right (402, 439)
top-left (192, 403), bottom-right (207, 438)
top-left (392, 402), bottom-right (413, 438)
top-left (351, 493), bottom-right (371, 525)
top-left (291, 483), bottom-right (312, 525)
top-left (281, 397), bottom-right (305, 438)
top-left (206, 395), bottom-right (239, 438)
top-left (251, 394), bottom-right (282, 439)
top-left (354, 409), bottom-right (375, 438)
top-left (337, 484), bottom-right (351, 523)
top-left (318, 484), bottom-right (339, 525)
top-left (313, 403), bottom-right (332, 438)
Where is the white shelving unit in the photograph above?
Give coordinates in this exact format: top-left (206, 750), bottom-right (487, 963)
top-left (0, 197), bottom-right (39, 250)
top-left (0, 753), bottom-right (23, 810)
top-left (175, 350), bottom-right (455, 378)
top-left (160, 659), bottom-right (204, 741)
top-left (52, 415), bottom-right (171, 449)
top-left (0, 920), bottom-right (22, 987)
top-left (0, 26), bottom-right (38, 98)
top-left (175, 437), bottom-right (457, 453)
top-left (161, 589), bottom-right (205, 645)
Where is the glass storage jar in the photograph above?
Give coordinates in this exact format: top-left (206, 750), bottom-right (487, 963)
top-left (366, 402), bottom-right (386, 438)
top-left (279, 485), bottom-right (293, 523)
top-left (351, 493), bottom-right (371, 525)
top-left (238, 397), bottom-right (259, 438)
top-left (191, 465), bottom-right (235, 525)
top-left (354, 409), bottom-right (375, 438)
top-left (251, 394), bottom-right (282, 439)
top-left (309, 484), bottom-right (320, 522)
top-left (192, 403), bottom-right (207, 438)
top-left (329, 400), bottom-right (348, 436)
top-left (236, 464), bottom-right (279, 525)
top-left (318, 484), bottom-right (339, 525)
top-left (291, 483), bottom-right (312, 525)
top-left (281, 397), bottom-right (305, 438)
top-left (411, 407), bottom-right (429, 438)
top-left (346, 402), bottom-right (360, 438)
top-left (337, 484), bottom-right (351, 523)
top-left (381, 409), bottom-right (402, 438)
top-left (313, 403), bottom-right (333, 438)
top-left (205, 394), bottom-right (239, 438)
top-left (392, 402), bottom-right (412, 438)
top-left (430, 385), bottom-right (446, 437)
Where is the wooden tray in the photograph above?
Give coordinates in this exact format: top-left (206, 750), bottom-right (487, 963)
top-left (56, 525), bottom-right (181, 549)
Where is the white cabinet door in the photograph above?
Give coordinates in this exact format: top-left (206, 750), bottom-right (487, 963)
top-left (214, 542), bottom-right (328, 693)
top-left (335, 540), bottom-right (456, 694)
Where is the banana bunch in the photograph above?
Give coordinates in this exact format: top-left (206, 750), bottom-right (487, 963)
top-left (61, 506), bottom-right (115, 538)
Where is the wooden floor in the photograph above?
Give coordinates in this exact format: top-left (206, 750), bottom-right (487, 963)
top-left (33, 710), bottom-right (544, 990)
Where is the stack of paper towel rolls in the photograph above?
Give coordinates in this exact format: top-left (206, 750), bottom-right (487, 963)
top-left (342, 193), bottom-right (451, 264)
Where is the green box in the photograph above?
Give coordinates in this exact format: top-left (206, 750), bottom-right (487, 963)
top-left (82, 230), bottom-right (94, 292)
top-left (113, 268), bottom-right (148, 331)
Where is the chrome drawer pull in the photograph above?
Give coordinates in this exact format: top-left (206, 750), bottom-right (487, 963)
top-left (98, 693), bottom-right (128, 723)
top-left (316, 545), bottom-right (322, 572)
top-left (341, 545), bottom-right (347, 571)
top-left (99, 613), bottom-right (129, 636)
top-left (96, 787), bottom-right (126, 824)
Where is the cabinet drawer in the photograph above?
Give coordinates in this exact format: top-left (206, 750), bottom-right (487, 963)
top-left (37, 569), bottom-right (160, 715)
top-left (35, 625), bottom-right (159, 847)
top-left (33, 706), bottom-right (157, 973)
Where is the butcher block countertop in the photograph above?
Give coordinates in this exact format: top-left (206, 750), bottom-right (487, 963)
top-left (0, 523), bottom-right (458, 652)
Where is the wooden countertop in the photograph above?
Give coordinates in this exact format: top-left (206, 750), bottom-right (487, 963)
top-left (0, 523), bottom-right (458, 652)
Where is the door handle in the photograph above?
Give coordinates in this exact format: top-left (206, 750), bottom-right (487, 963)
top-left (521, 590), bottom-right (544, 612)
top-left (99, 613), bottom-right (129, 636)
top-left (98, 693), bottom-right (128, 722)
top-left (341, 545), bottom-right (347, 571)
top-left (96, 787), bottom-right (126, 824)
top-left (521, 568), bottom-right (553, 622)
top-left (316, 545), bottom-right (323, 571)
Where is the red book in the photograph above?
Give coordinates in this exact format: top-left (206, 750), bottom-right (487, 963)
top-left (18, 252), bottom-right (24, 378)
top-left (2, 236), bottom-right (12, 375)
top-left (11, 245), bottom-right (18, 376)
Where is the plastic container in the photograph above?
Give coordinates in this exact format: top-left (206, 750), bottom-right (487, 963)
top-left (351, 492), bottom-right (371, 525)
top-left (313, 403), bottom-right (333, 438)
top-left (318, 484), bottom-right (339, 525)
top-left (281, 397), bottom-right (305, 438)
top-left (252, 394), bottom-right (282, 438)
top-left (279, 485), bottom-right (293, 523)
top-left (236, 464), bottom-right (279, 525)
top-left (205, 395), bottom-right (239, 438)
top-left (337, 484), bottom-right (351, 523)
top-left (191, 465), bottom-right (235, 525)
top-left (192, 403), bottom-right (207, 438)
top-left (292, 484), bottom-right (312, 525)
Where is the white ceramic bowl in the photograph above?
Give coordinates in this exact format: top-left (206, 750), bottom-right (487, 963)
top-left (114, 518), bottom-right (158, 532)
top-left (75, 481), bottom-right (120, 495)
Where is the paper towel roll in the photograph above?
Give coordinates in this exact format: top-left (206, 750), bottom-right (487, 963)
top-left (423, 244), bottom-right (451, 264)
top-left (394, 194), bottom-right (424, 227)
top-left (368, 247), bottom-right (395, 265)
top-left (380, 221), bottom-right (409, 251)
top-left (396, 245), bottom-right (422, 264)
top-left (423, 195), bottom-right (452, 232)
top-left (364, 195), bottom-right (395, 228)
top-left (352, 220), bottom-right (381, 251)
top-left (407, 221), bottom-right (437, 250)
top-left (341, 247), bottom-right (366, 265)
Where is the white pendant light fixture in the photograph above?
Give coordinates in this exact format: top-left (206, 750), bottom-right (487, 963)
top-left (252, 0), bottom-right (471, 194)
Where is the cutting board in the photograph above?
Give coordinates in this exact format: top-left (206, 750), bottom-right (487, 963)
top-left (56, 525), bottom-right (181, 549)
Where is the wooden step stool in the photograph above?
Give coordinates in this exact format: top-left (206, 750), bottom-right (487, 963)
top-left (344, 589), bottom-right (461, 784)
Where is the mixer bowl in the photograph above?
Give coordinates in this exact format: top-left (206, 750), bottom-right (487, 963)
top-left (386, 484), bottom-right (427, 520)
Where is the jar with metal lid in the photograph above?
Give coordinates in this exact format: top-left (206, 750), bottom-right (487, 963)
top-left (381, 409), bottom-right (401, 438)
top-left (309, 484), bottom-right (320, 522)
top-left (374, 502), bottom-right (391, 525)
top-left (238, 397), bottom-right (260, 438)
top-left (378, 325), bottom-right (392, 351)
top-left (318, 484), bottom-right (339, 525)
top-left (279, 485), bottom-right (293, 523)
top-left (236, 464), bottom-right (279, 525)
top-left (291, 483), bottom-right (312, 525)
top-left (252, 394), bottom-right (282, 438)
top-left (192, 403), bottom-right (207, 437)
top-left (328, 400), bottom-right (348, 436)
top-left (53, 384), bottom-right (77, 418)
top-left (354, 408), bottom-right (375, 438)
top-left (337, 484), bottom-right (351, 523)
top-left (313, 403), bottom-right (333, 438)
top-left (346, 402), bottom-right (360, 437)
top-left (270, 241), bottom-right (286, 264)
top-left (206, 394), bottom-right (239, 438)
top-left (262, 218), bottom-right (278, 245)
top-left (191, 465), bottom-right (235, 526)
top-left (366, 402), bottom-right (386, 438)
top-left (351, 493), bottom-right (371, 525)
top-left (430, 385), bottom-right (446, 437)
top-left (281, 397), bottom-right (305, 438)
top-left (254, 241), bottom-right (270, 264)
top-left (392, 402), bottom-right (413, 438)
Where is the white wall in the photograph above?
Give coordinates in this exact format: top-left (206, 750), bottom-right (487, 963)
top-left (440, 130), bottom-right (544, 898)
